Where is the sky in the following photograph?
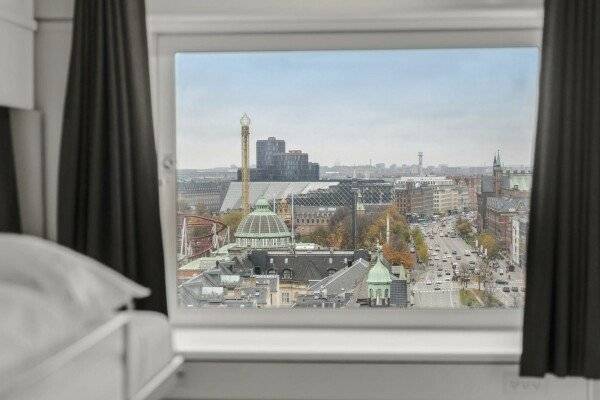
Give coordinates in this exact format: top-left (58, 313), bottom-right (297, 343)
top-left (175, 48), bottom-right (539, 169)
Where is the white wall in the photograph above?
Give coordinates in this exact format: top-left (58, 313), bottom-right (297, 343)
top-left (34, 1), bottom-right (72, 240)
top-left (0, 0), bottom-right (43, 236)
top-left (0, 0), bottom-right (35, 109)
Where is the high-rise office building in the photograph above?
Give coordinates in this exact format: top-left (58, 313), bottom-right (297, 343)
top-left (256, 137), bottom-right (285, 169)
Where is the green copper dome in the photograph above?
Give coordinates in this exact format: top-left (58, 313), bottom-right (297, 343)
top-left (367, 255), bottom-right (392, 284)
top-left (235, 198), bottom-right (291, 248)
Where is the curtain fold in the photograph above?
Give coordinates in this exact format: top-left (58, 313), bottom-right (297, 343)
top-left (58, 0), bottom-right (167, 314)
top-left (521, 0), bottom-right (600, 378)
top-left (0, 107), bottom-right (21, 233)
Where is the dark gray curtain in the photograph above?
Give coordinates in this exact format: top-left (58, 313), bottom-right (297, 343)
top-left (58, 0), bottom-right (167, 314)
top-left (521, 0), bottom-right (600, 378)
top-left (0, 107), bottom-right (21, 233)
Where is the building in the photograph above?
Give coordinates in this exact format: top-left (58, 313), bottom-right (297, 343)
top-left (256, 136), bottom-right (285, 169)
top-left (393, 182), bottom-right (434, 218)
top-left (367, 254), bottom-right (393, 307)
top-left (238, 137), bottom-right (320, 182)
top-left (220, 181), bottom-right (338, 212)
top-left (477, 152), bottom-right (532, 232)
top-left (389, 264), bottom-right (408, 307)
top-left (272, 150), bottom-right (319, 181)
top-left (177, 179), bottom-right (230, 212)
top-left (294, 205), bottom-right (338, 236)
top-left (485, 197), bottom-right (530, 251)
top-left (396, 176), bottom-right (458, 215)
top-left (432, 184), bottom-right (458, 215)
top-left (234, 198), bottom-right (292, 248)
top-left (502, 169), bottom-right (532, 192)
top-left (249, 248), bottom-right (363, 281)
top-left (511, 215), bottom-right (529, 268)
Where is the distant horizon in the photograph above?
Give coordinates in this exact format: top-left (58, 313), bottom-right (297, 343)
top-left (176, 48), bottom-right (539, 169)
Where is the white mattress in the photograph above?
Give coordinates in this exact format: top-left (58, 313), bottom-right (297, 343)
top-left (126, 311), bottom-right (174, 396)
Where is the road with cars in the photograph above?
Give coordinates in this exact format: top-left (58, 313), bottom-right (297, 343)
top-left (409, 213), bottom-right (526, 308)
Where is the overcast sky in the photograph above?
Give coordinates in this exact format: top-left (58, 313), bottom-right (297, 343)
top-left (175, 48), bottom-right (539, 169)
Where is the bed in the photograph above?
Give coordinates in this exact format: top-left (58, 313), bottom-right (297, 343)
top-left (0, 234), bottom-right (183, 400)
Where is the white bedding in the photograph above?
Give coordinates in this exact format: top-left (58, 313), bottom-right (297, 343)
top-left (2, 311), bottom-right (174, 400)
top-left (0, 234), bottom-right (174, 399)
top-left (126, 311), bottom-right (174, 396)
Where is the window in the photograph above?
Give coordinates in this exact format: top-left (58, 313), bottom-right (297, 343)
top-left (173, 46), bottom-right (537, 313)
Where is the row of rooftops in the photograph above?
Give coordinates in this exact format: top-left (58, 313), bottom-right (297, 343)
top-left (486, 196), bottom-right (530, 213)
top-left (177, 245), bottom-right (408, 309)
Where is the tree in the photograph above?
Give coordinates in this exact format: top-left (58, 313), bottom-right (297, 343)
top-left (194, 201), bottom-right (209, 216)
top-left (411, 227), bottom-right (429, 262)
top-left (177, 198), bottom-right (190, 212)
top-left (221, 210), bottom-right (244, 233)
top-left (477, 233), bottom-right (499, 257)
top-left (383, 244), bottom-right (415, 269)
top-left (455, 217), bottom-right (473, 237)
top-left (306, 227), bottom-right (330, 247)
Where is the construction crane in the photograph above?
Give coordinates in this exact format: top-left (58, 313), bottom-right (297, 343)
top-left (240, 113), bottom-right (251, 215)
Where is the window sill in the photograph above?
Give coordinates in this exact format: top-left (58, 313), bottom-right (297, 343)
top-left (172, 326), bottom-right (521, 364)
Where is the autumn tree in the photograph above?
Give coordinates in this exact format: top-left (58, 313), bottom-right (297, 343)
top-left (477, 233), bottom-right (499, 257)
top-left (455, 217), bottom-right (473, 238)
top-left (221, 210), bottom-right (244, 234)
top-left (383, 243), bottom-right (415, 269)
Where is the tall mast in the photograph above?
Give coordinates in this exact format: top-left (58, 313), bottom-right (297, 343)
top-left (240, 113), bottom-right (251, 215)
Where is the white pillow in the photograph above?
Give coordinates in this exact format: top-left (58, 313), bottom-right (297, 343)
top-left (0, 234), bottom-right (150, 321)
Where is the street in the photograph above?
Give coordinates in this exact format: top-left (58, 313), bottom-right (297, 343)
top-left (409, 213), bottom-right (526, 308)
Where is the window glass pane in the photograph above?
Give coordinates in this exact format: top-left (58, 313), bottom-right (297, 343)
top-left (175, 48), bottom-right (538, 310)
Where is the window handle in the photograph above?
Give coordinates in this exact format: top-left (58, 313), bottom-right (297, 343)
top-left (162, 154), bottom-right (175, 171)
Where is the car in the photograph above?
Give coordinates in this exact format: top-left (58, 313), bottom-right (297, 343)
top-left (456, 256), bottom-right (461, 260)
top-left (452, 262), bottom-right (458, 267)
top-left (496, 279), bottom-right (509, 285)
top-left (442, 259), bottom-right (447, 262)
top-left (428, 261), bottom-right (434, 266)
top-left (437, 267), bottom-right (443, 271)
top-left (436, 280), bottom-right (442, 285)
top-left (434, 286), bottom-right (441, 291)
top-left (437, 273), bottom-right (442, 277)
top-left (445, 271), bottom-right (451, 275)
top-left (426, 280), bottom-right (432, 285)
top-left (511, 287), bottom-right (519, 292)
top-left (451, 250), bottom-right (457, 255)
top-left (444, 276), bottom-right (451, 281)
top-left (434, 256), bottom-right (440, 260)
top-left (498, 269), bottom-right (504, 275)
top-left (502, 286), bottom-right (511, 292)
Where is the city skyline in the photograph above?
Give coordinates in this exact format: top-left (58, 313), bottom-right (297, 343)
top-left (176, 48), bottom-right (540, 169)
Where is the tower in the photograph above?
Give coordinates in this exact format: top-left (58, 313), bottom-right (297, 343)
top-left (418, 151), bottom-right (423, 176)
top-left (240, 113), bottom-right (251, 215)
top-left (493, 149), bottom-right (502, 195)
top-left (367, 249), bottom-right (392, 307)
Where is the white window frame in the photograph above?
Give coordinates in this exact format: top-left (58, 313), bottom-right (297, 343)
top-left (149, 0), bottom-right (542, 335)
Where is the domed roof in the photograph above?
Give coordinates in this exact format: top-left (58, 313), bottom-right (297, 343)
top-left (367, 255), bottom-right (392, 284)
top-left (235, 198), bottom-right (291, 239)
